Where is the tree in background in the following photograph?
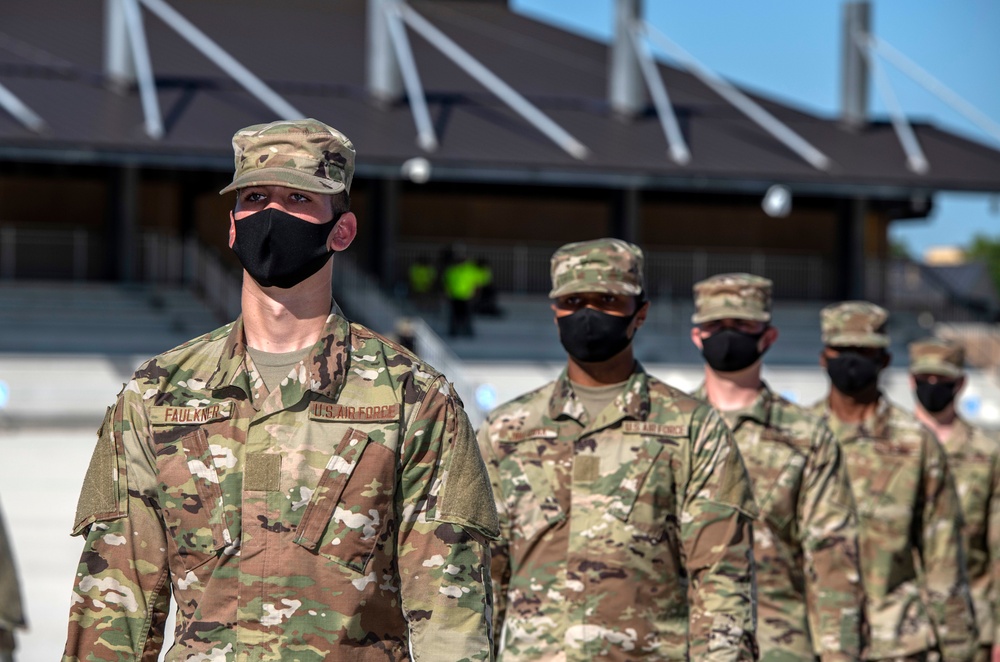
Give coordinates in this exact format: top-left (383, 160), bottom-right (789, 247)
top-left (966, 234), bottom-right (1000, 293)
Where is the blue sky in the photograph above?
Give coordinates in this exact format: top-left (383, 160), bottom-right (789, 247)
top-left (510, 0), bottom-right (1000, 259)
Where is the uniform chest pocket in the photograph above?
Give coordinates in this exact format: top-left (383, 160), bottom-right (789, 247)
top-left (606, 437), bottom-right (673, 540)
top-left (496, 438), bottom-right (566, 542)
top-left (861, 444), bottom-right (918, 522)
top-left (293, 428), bottom-right (397, 574)
top-left (152, 428), bottom-right (231, 571)
top-left (749, 433), bottom-right (807, 531)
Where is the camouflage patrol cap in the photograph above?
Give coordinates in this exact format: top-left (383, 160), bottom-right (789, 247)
top-left (219, 118), bottom-right (355, 195)
top-left (820, 301), bottom-right (890, 348)
top-left (692, 273), bottom-right (772, 324)
top-left (548, 238), bottom-right (644, 299)
top-left (909, 337), bottom-right (965, 378)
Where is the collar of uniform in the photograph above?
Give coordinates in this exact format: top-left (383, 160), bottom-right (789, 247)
top-left (822, 392), bottom-right (891, 442)
top-left (691, 381), bottom-right (774, 430)
top-left (207, 312), bottom-right (351, 403)
top-left (941, 415), bottom-right (974, 450)
top-left (548, 363), bottom-right (650, 429)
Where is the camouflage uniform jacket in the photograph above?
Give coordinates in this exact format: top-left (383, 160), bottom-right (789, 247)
top-left (64, 313), bottom-right (500, 662)
top-left (0, 503), bottom-right (25, 652)
top-left (937, 417), bottom-right (1000, 647)
top-left (810, 396), bottom-right (977, 661)
top-left (693, 383), bottom-right (865, 661)
top-left (478, 365), bottom-right (758, 661)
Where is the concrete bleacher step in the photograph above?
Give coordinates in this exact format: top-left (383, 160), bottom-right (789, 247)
top-left (0, 281), bottom-right (222, 355)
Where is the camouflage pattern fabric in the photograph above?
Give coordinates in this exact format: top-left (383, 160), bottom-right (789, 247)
top-left (820, 302), bottom-right (890, 349)
top-left (908, 338), bottom-right (965, 379)
top-left (811, 396), bottom-right (977, 661)
top-left (692, 273), bottom-right (773, 324)
top-left (934, 417), bottom-right (1000, 649)
top-left (548, 238), bottom-right (644, 299)
top-left (220, 118), bottom-right (356, 195)
top-left (693, 383), bottom-right (866, 661)
top-left (64, 312), bottom-right (499, 661)
top-left (478, 366), bottom-right (759, 661)
top-left (0, 503), bottom-right (25, 653)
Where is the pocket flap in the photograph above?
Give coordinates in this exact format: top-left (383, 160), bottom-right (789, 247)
top-left (607, 438), bottom-right (664, 523)
top-left (294, 428), bottom-right (370, 551)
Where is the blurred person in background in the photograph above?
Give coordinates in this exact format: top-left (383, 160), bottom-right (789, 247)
top-left (909, 338), bottom-right (1000, 662)
top-left (690, 273), bottom-right (866, 661)
top-left (811, 302), bottom-right (977, 662)
top-left (0, 501), bottom-right (25, 662)
top-left (444, 246), bottom-right (479, 337)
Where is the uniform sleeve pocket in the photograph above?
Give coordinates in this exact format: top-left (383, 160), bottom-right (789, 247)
top-left (294, 428), bottom-right (397, 574)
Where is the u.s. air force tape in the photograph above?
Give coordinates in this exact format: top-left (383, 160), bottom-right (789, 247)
top-left (308, 402), bottom-right (400, 423)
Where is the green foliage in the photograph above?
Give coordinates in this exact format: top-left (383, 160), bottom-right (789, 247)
top-left (966, 233), bottom-right (1000, 292)
top-left (889, 239), bottom-right (912, 259)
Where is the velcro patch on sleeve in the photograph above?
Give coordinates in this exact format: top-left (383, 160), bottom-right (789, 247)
top-left (149, 401), bottom-right (232, 425)
top-left (437, 405), bottom-right (500, 539)
top-left (72, 406), bottom-right (126, 535)
top-left (623, 421), bottom-right (688, 437)
top-left (309, 402), bottom-right (400, 423)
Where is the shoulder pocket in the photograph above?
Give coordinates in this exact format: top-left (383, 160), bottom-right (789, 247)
top-left (294, 428), bottom-right (397, 574)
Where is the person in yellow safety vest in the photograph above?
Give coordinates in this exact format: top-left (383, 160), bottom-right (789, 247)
top-left (444, 256), bottom-right (479, 337)
top-left (408, 257), bottom-right (438, 310)
top-left (409, 257), bottom-right (436, 296)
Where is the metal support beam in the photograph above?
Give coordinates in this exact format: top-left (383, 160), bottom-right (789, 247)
top-left (856, 33), bottom-right (929, 174)
top-left (609, 0), bottom-right (644, 118)
top-left (397, 3), bottom-right (590, 160)
top-left (840, 1), bottom-right (870, 130)
top-left (628, 22), bottom-right (690, 165)
top-left (121, 0), bottom-right (163, 139)
top-left (644, 23), bottom-right (832, 172)
top-left (104, 0), bottom-right (136, 89)
top-left (0, 83), bottom-right (47, 134)
top-left (384, 2), bottom-right (438, 151)
top-left (872, 36), bottom-right (1000, 144)
top-left (138, 0), bottom-right (304, 120)
top-left (367, 0), bottom-right (403, 103)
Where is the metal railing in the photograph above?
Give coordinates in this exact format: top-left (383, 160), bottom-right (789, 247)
top-left (0, 226), bottom-right (97, 280)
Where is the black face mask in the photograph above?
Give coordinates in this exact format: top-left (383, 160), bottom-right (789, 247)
top-left (701, 328), bottom-right (767, 372)
top-left (557, 306), bottom-right (638, 363)
top-left (232, 208), bottom-right (340, 288)
top-left (826, 351), bottom-right (882, 395)
top-left (915, 380), bottom-right (959, 413)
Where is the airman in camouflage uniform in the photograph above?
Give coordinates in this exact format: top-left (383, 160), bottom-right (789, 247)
top-left (63, 119), bottom-right (499, 661)
top-left (478, 239), bottom-right (759, 661)
top-left (811, 302), bottom-right (977, 661)
top-left (909, 338), bottom-right (1000, 662)
top-left (690, 274), bottom-right (865, 661)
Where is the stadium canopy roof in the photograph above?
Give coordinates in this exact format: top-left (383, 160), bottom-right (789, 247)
top-left (2, 0), bottom-right (1000, 200)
